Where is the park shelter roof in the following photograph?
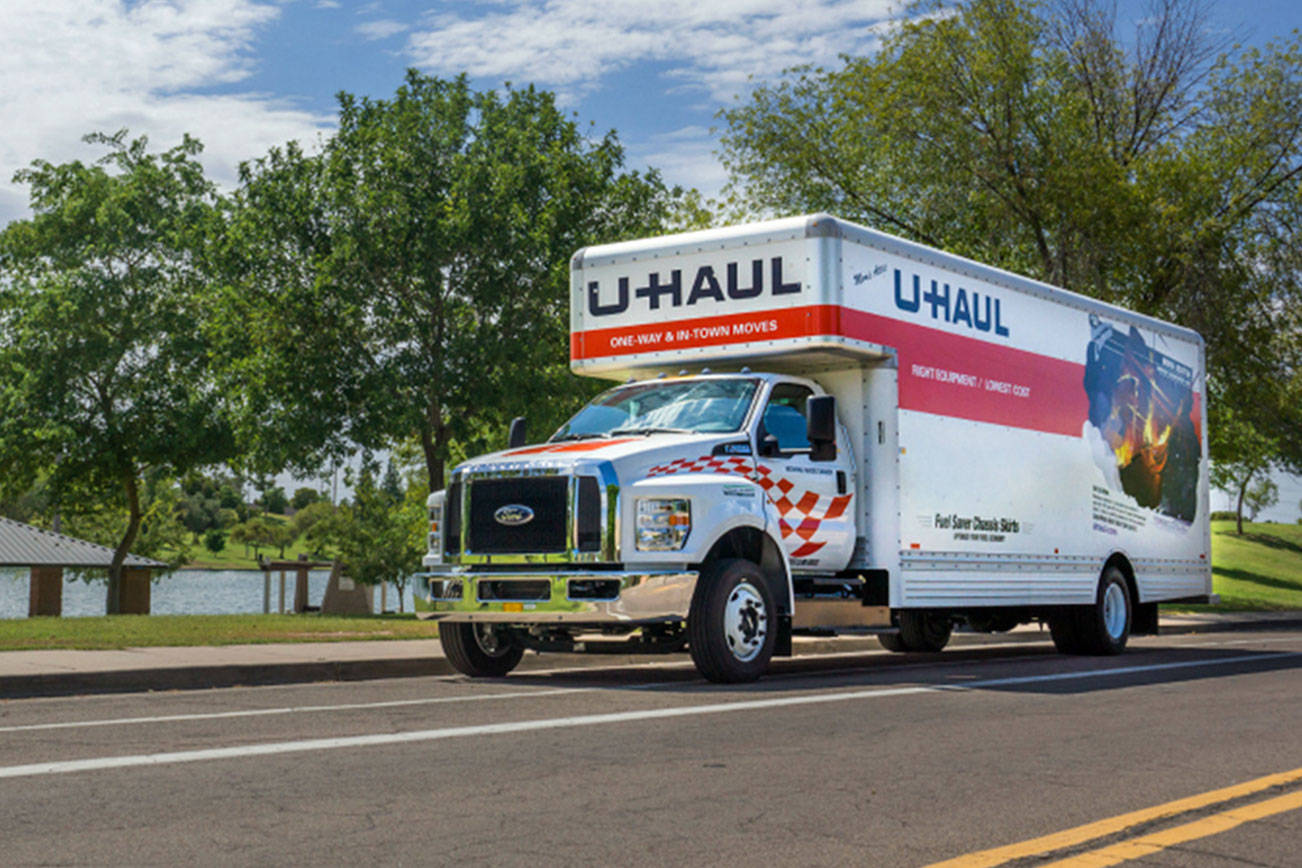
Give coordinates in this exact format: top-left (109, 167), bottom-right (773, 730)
top-left (0, 517), bottom-right (166, 569)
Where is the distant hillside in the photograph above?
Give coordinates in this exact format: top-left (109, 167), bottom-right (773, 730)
top-left (1208, 520), bottom-right (1302, 610)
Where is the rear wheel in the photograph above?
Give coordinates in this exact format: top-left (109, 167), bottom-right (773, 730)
top-left (1077, 567), bottom-right (1132, 655)
top-left (1050, 567), bottom-right (1132, 656)
top-left (1048, 613), bottom-right (1086, 654)
top-left (897, 611), bottom-right (952, 652)
top-left (440, 622), bottom-right (524, 677)
top-left (688, 558), bottom-right (776, 683)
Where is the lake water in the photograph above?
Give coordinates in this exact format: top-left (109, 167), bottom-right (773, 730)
top-left (0, 569), bottom-right (415, 619)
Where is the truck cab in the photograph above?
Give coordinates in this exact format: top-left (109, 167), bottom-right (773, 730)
top-left (418, 371), bottom-right (871, 682)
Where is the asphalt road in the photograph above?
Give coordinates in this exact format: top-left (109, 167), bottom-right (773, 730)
top-left (1, 627), bottom-right (1299, 866)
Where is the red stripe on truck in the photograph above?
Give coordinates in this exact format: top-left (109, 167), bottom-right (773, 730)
top-left (839, 309), bottom-right (1089, 437)
top-left (571, 306), bottom-right (840, 360)
top-left (572, 305), bottom-right (1089, 437)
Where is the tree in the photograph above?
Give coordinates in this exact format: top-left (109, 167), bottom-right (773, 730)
top-left (52, 473), bottom-right (192, 582)
top-left (291, 486), bottom-right (321, 511)
top-left (263, 485), bottom-right (288, 515)
top-left (265, 519), bottom-right (298, 559)
top-left (0, 132), bottom-right (230, 612)
top-left (178, 490), bottom-right (222, 541)
top-left (307, 460), bottom-right (424, 612)
top-left (212, 71), bottom-right (692, 489)
top-left (1243, 476), bottom-right (1279, 523)
top-left (229, 515), bottom-right (286, 559)
top-left (1210, 410), bottom-right (1278, 535)
top-left (719, 0), bottom-right (1302, 468)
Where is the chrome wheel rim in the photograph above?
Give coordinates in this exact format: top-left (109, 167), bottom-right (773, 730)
top-left (473, 624), bottom-right (508, 657)
top-left (1102, 582), bottom-right (1128, 640)
top-left (724, 582), bottom-right (767, 662)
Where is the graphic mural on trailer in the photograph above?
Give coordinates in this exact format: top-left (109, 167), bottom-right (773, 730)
top-left (1083, 315), bottom-right (1200, 523)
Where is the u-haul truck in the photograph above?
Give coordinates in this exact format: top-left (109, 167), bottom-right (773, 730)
top-left (416, 214), bottom-right (1212, 682)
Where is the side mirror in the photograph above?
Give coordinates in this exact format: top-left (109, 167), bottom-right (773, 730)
top-left (508, 416), bottom-right (527, 449)
top-left (759, 433), bottom-right (780, 457)
top-left (807, 395), bottom-right (837, 461)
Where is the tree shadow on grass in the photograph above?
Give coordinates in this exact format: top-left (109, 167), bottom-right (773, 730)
top-left (1215, 567), bottom-right (1302, 594)
top-left (1214, 530), bottom-right (1302, 556)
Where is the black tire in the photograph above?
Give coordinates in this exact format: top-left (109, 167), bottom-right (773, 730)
top-left (1048, 613), bottom-right (1086, 654)
top-left (1076, 567), bottom-right (1132, 655)
top-left (898, 611), bottom-right (952, 652)
top-left (688, 558), bottom-right (776, 683)
top-left (877, 631), bottom-right (908, 653)
top-left (440, 622), bottom-right (524, 677)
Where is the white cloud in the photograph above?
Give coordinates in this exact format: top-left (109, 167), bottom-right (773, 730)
top-left (356, 18), bottom-right (408, 41)
top-left (407, 0), bottom-right (900, 101)
top-left (0, 0), bottom-right (332, 223)
top-left (629, 126), bottom-right (729, 199)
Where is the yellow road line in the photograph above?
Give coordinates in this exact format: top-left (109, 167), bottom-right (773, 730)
top-left (1042, 788), bottom-right (1302, 867)
top-left (926, 766), bottom-right (1302, 868)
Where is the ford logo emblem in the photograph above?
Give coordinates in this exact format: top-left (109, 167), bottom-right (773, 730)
top-left (494, 504), bottom-right (535, 526)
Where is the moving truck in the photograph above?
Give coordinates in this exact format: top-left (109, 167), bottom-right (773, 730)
top-left (416, 214), bottom-right (1212, 682)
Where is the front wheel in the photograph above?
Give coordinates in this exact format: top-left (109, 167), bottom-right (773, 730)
top-left (440, 622), bottom-right (524, 677)
top-left (688, 558), bottom-right (776, 683)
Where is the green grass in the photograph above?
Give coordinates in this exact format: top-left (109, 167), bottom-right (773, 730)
top-left (0, 613), bottom-right (438, 651)
top-left (1199, 519), bottom-right (1302, 611)
top-left (167, 514), bottom-right (327, 569)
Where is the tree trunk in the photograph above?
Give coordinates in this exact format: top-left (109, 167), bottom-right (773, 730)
top-left (420, 408), bottom-right (447, 492)
top-left (107, 469), bottom-right (144, 615)
top-left (1236, 475), bottom-right (1248, 535)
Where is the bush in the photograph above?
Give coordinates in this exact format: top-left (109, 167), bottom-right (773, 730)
top-left (204, 528), bottom-right (227, 555)
top-left (1211, 511), bottom-right (1238, 521)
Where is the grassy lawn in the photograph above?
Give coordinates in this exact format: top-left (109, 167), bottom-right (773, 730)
top-left (168, 513), bottom-right (328, 569)
top-left (1198, 519), bottom-right (1302, 611)
top-left (0, 613), bottom-right (438, 651)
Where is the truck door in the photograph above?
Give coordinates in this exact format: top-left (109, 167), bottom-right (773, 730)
top-left (754, 382), bottom-right (856, 571)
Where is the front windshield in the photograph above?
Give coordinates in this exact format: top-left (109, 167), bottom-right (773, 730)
top-left (552, 378), bottom-right (760, 440)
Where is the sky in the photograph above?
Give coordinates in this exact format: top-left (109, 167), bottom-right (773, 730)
top-left (1, 0), bottom-right (1299, 518)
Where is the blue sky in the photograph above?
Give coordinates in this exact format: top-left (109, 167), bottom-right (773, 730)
top-left (2, 0), bottom-right (1299, 517)
top-left (4, 0), bottom-right (1300, 225)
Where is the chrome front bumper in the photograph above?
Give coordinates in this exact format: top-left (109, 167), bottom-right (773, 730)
top-left (412, 569), bottom-right (699, 624)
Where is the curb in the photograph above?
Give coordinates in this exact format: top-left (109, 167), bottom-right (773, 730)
top-left (0, 658), bottom-right (455, 700)
top-left (3, 614), bottom-right (1299, 699)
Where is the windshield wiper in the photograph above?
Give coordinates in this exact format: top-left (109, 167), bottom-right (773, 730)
top-left (608, 427), bottom-right (695, 436)
top-left (550, 432), bottom-right (609, 442)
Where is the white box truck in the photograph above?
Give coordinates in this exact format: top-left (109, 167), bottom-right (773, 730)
top-left (416, 214), bottom-right (1211, 682)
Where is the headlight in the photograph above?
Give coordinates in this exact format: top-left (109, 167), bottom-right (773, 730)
top-left (427, 491), bottom-right (445, 558)
top-left (636, 498), bottom-right (691, 551)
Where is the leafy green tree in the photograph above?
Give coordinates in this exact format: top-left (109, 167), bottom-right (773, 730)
top-left (291, 487), bottom-right (321, 511)
top-left (263, 485), bottom-right (288, 515)
top-left (1211, 409), bottom-right (1278, 535)
top-left (1243, 476), bottom-right (1279, 523)
top-left (178, 491), bottom-right (222, 541)
top-left (213, 71), bottom-right (692, 489)
top-left (61, 474), bottom-right (192, 574)
top-left (719, 0), bottom-right (1302, 467)
top-left (0, 132), bottom-right (230, 612)
top-left (265, 519), bottom-right (298, 559)
top-left (307, 461), bottom-right (424, 611)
